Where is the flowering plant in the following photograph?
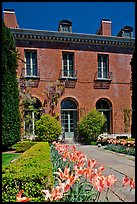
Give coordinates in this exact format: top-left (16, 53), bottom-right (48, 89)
top-left (16, 141), bottom-right (135, 202)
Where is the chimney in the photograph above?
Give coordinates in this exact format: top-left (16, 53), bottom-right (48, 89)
top-left (3, 9), bottom-right (19, 28)
top-left (117, 26), bottom-right (133, 38)
top-left (58, 20), bottom-right (72, 32)
top-left (96, 19), bottom-right (111, 36)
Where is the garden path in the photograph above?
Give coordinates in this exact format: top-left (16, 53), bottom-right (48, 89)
top-left (64, 139), bottom-right (135, 202)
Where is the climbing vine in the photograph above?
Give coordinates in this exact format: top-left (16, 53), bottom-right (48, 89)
top-left (43, 80), bottom-right (65, 117)
top-left (123, 108), bottom-right (131, 133)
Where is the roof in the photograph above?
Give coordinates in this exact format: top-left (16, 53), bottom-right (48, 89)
top-left (10, 28), bottom-right (135, 48)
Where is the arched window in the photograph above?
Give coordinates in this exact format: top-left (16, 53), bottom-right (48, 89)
top-left (61, 99), bottom-right (77, 109)
top-left (24, 97), bottom-right (42, 135)
top-left (61, 98), bottom-right (78, 139)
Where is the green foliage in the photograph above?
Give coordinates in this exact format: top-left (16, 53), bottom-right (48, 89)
top-left (2, 142), bottom-right (53, 202)
top-left (2, 20), bottom-right (21, 149)
top-left (126, 138), bottom-right (135, 141)
top-left (12, 141), bottom-right (37, 153)
top-left (78, 109), bottom-right (107, 143)
top-left (35, 114), bottom-right (62, 143)
top-left (104, 144), bottom-right (135, 156)
top-left (2, 153), bottom-right (21, 166)
top-left (123, 108), bottom-right (131, 133)
top-left (116, 135), bottom-right (128, 140)
top-left (91, 141), bottom-right (97, 145)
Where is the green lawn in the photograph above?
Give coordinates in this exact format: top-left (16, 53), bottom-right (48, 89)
top-left (2, 153), bottom-right (21, 166)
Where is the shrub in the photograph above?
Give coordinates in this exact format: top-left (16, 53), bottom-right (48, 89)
top-left (116, 135), bottom-right (128, 140)
top-left (12, 141), bottom-right (37, 153)
top-left (91, 141), bottom-right (97, 145)
top-left (78, 109), bottom-right (106, 143)
top-left (2, 20), bottom-right (21, 150)
top-left (2, 142), bottom-right (53, 202)
top-left (104, 144), bottom-right (135, 156)
top-left (35, 114), bottom-right (62, 143)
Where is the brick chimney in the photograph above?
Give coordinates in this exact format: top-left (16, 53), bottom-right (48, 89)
top-left (3, 9), bottom-right (19, 28)
top-left (96, 19), bottom-right (111, 36)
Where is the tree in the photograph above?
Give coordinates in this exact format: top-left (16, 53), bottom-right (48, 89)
top-left (2, 20), bottom-right (21, 150)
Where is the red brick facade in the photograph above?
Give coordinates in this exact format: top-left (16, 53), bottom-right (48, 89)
top-left (4, 10), bottom-right (135, 137)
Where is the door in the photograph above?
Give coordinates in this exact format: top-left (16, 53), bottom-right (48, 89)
top-left (61, 110), bottom-right (77, 138)
top-left (61, 98), bottom-right (78, 139)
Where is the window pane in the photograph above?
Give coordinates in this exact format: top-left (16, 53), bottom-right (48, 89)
top-left (98, 56), bottom-right (101, 67)
top-left (103, 57), bottom-right (107, 68)
top-left (98, 55), bottom-right (108, 79)
top-left (61, 100), bottom-right (77, 109)
top-left (62, 53), bottom-right (74, 77)
top-left (25, 51), bottom-right (37, 76)
top-left (98, 68), bottom-right (102, 78)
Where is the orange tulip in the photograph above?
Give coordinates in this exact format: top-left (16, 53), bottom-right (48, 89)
top-left (91, 175), bottom-right (107, 192)
top-left (54, 167), bottom-right (70, 180)
top-left (123, 175), bottom-right (135, 189)
top-left (16, 190), bottom-right (32, 202)
top-left (106, 174), bottom-right (117, 187)
top-left (123, 175), bottom-right (130, 186)
top-left (130, 178), bottom-right (135, 189)
top-left (87, 159), bottom-right (98, 169)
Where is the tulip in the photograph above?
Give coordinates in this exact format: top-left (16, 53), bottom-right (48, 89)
top-left (16, 190), bottom-right (32, 202)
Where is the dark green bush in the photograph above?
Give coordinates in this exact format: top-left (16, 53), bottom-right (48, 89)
top-left (2, 142), bottom-right (53, 202)
top-left (104, 144), bottom-right (135, 156)
top-left (2, 20), bottom-right (21, 150)
top-left (116, 136), bottom-right (128, 140)
top-left (35, 114), bottom-right (62, 143)
top-left (12, 141), bottom-right (37, 153)
top-left (78, 109), bottom-right (106, 144)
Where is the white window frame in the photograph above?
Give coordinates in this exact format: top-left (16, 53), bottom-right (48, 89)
top-left (62, 53), bottom-right (74, 78)
top-left (97, 55), bottom-right (108, 80)
top-left (25, 51), bottom-right (37, 77)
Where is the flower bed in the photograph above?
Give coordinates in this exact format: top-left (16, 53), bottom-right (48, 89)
top-left (97, 137), bottom-right (135, 156)
top-left (104, 144), bottom-right (135, 156)
top-left (17, 141), bottom-right (135, 202)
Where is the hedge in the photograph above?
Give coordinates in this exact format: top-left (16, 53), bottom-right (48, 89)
top-left (12, 141), bottom-right (37, 153)
top-left (2, 142), bottom-right (54, 202)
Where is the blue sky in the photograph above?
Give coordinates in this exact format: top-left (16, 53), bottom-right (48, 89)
top-left (2, 2), bottom-right (135, 37)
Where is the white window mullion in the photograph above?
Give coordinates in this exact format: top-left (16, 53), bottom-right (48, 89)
top-left (30, 53), bottom-right (33, 76)
top-left (101, 56), bottom-right (103, 79)
top-left (68, 112), bottom-right (70, 132)
top-left (32, 111), bottom-right (35, 135)
top-left (67, 54), bottom-right (70, 77)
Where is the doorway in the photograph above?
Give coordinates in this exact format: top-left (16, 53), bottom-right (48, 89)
top-left (61, 98), bottom-right (78, 139)
top-left (96, 98), bottom-right (112, 133)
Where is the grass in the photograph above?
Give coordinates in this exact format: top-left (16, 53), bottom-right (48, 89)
top-left (2, 153), bottom-right (21, 166)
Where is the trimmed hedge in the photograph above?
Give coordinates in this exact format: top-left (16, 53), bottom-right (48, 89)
top-left (12, 141), bottom-right (37, 153)
top-left (2, 142), bottom-right (54, 202)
